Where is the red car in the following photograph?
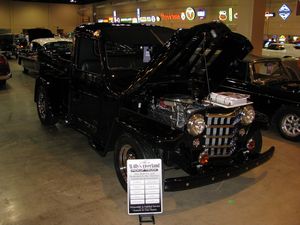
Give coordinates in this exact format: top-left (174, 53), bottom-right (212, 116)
top-left (0, 54), bottom-right (12, 88)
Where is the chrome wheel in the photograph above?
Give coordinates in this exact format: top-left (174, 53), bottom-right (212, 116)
top-left (36, 85), bottom-right (58, 126)
top-left (281, 114), bottom-right (300, 138)
top-left (118, 144), bottom-right (137, 182)
top-left (37, 88), bottom-right (46, 120)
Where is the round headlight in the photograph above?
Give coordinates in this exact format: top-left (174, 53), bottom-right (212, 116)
top-left (241, 105), bottom-right (255, 125)
top-left (187, 114), bottom-right (206, 136)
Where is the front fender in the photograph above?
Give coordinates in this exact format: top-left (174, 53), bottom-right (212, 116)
top-left (253, 110), bottom-right (270, 130)
top-left (104, 108), bottom-right (184, 154)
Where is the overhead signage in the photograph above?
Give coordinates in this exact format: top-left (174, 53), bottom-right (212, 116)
top-left (98, 6), bottom-right (205, 24)
top-left (197, 8), bottom-right (206, 20)
top-left (180, 12), bottom-right (186, 20)
top-left (185, 7), bottom-right (196, 21)
top-left (228, 8), bottom-right (233, 21)
top-left (234, 12), bottom-right (238, 19)
top-left (218, 8), bottom-right (238, 21)
top-left (219, 10), bottom-right (227, 21)
top-left (127, 159), bottom-right (163, 215)
top-left (160, 13), bottom-right (181, 20)
top-left (278, 4), bottom-right (291, 20)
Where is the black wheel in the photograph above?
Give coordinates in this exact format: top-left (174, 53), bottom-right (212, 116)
top-left (36, 85), bottom-right (58, 126)
top-left (114, 133), bottom-right (156, 191)
top-left (276, 107), bottom-right (300, 141)
top-left (23, 67), bottom-right (29, 74)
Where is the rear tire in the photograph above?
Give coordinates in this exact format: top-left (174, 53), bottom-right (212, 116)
top-left (36, 85), bottom-right (58, 126)
top-left (114, 133), bottom-right (156, 191)
top-left (23, 67), bottom-right (29, 74)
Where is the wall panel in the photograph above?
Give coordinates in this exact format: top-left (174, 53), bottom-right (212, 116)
top-left (0, 1), bottom-right (80, 34)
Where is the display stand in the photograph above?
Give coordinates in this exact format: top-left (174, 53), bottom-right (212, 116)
top-left (139, 214), bottom-right (155, 225)
top-left (127, 159), bottom-right (163, 225)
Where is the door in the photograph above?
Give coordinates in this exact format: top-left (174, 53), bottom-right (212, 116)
top-left (69, 36), bottom-right (103, 130)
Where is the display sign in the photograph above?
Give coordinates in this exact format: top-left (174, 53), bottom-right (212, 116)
top-left (265, 12), bottom-right (276, 18)
top-left (279, 35), bottom-right (286, 42)
top-left (197, 8), bottom-right (206, 20)
top-left (219, 10), bottom-right (227, 21)
top-left (278, 4), bottom-right (291, 20)
top-left (127, 159), bottom-right (163, 215)
top-left (185, 7), bottom-right (196, 21)
top-left (160, 13), bottom-right (181, 20)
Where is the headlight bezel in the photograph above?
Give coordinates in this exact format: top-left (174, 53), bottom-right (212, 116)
top-left (241, 105), bottom-right (255, 125)
top-left (187, 114), bottom-right (206, 136)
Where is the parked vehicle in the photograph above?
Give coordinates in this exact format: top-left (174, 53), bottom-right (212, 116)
top-left (0, 33), bottom-right (16, 59)
top-left (18, 37), bottom-right (72, 74)
top-left (34, 22), bottom-right (274, 191)
top-left (222, 55), bottom-right (300, 141)
top-left (281, 57), bottom-right (300, 80)
top-left (0, 54), bottom-right (12, 88)
top-left (262, 43), bottom-right (300, 58)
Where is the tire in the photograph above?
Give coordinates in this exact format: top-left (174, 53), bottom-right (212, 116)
top-left (276, 107), bottom-right (300, 142)
top-left (114, 133), bottom-right (156, 191)
top-left (36, 85), bottom-right (58, 126)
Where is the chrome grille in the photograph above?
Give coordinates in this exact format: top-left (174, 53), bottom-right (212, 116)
top-left (203, 111), bottom-right (239, 157)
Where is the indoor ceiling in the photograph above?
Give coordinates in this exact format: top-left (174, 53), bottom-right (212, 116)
top-left (13, 0), bottom-right (105, 4)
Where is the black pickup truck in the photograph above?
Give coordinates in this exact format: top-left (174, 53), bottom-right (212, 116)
top-left (34, 22), bottom-right (274, 191)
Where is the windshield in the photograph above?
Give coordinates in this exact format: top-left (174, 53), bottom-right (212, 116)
top-left (44, 41), bottom-right (72, 52)
top-left (252, 61), bottom-right (290, 84)
top-left (103, 26), bottom-right (174, 70)
top-left (105, 42), bottom-right (154, 70)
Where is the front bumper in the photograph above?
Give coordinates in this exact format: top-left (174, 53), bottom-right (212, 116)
top-left (164, 146), bottom-right (275, 191)
top-left (0, 73), bottom-right (12, 80)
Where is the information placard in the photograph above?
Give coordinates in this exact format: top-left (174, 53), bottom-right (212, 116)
top-left (127, 159), bottom-right (163, 215)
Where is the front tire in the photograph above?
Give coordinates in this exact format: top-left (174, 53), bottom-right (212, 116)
top-left (36, 85), bottom-right (58, 126)
top-left (276, 107), bottom-right (300, 142)
top-left (114, 133), bottom-right (156, 191)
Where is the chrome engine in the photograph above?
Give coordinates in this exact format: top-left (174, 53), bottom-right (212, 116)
top-left (149, 96), bottom-right (199, 129)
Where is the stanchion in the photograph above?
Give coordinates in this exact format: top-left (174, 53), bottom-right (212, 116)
top-left (139, 214), bottom-right (155, 225)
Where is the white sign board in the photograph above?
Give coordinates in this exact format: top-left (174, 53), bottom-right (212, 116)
top-left (127, 159), bottom-right (163, 215)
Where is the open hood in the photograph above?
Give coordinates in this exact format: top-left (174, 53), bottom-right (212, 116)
top-left (114, 21), bottom-right (252, 99)
top-left (26, 28), bottom-right (54, 42)
top-left (142, 21), bottom-right (253, 94)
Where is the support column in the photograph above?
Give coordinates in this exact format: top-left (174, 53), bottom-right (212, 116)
top-left (237, 0), bottom-right (266, 56)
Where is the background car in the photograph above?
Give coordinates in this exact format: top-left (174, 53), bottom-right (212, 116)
top-left (262, 43), bottom-right (300, 58)
top-left (221, 55), bottom-right (300, 141)
top-left (18, 37), bottom-right (72, 74)
top-left (0, 33), bottom-right (16, 59)
top-left (0, 54), bottom-right (12, 88)
top-left (281, 57), bottom-right (300, 80)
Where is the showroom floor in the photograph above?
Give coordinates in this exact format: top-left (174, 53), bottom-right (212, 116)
top-left (0, 60), bottom-right (300, 225)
